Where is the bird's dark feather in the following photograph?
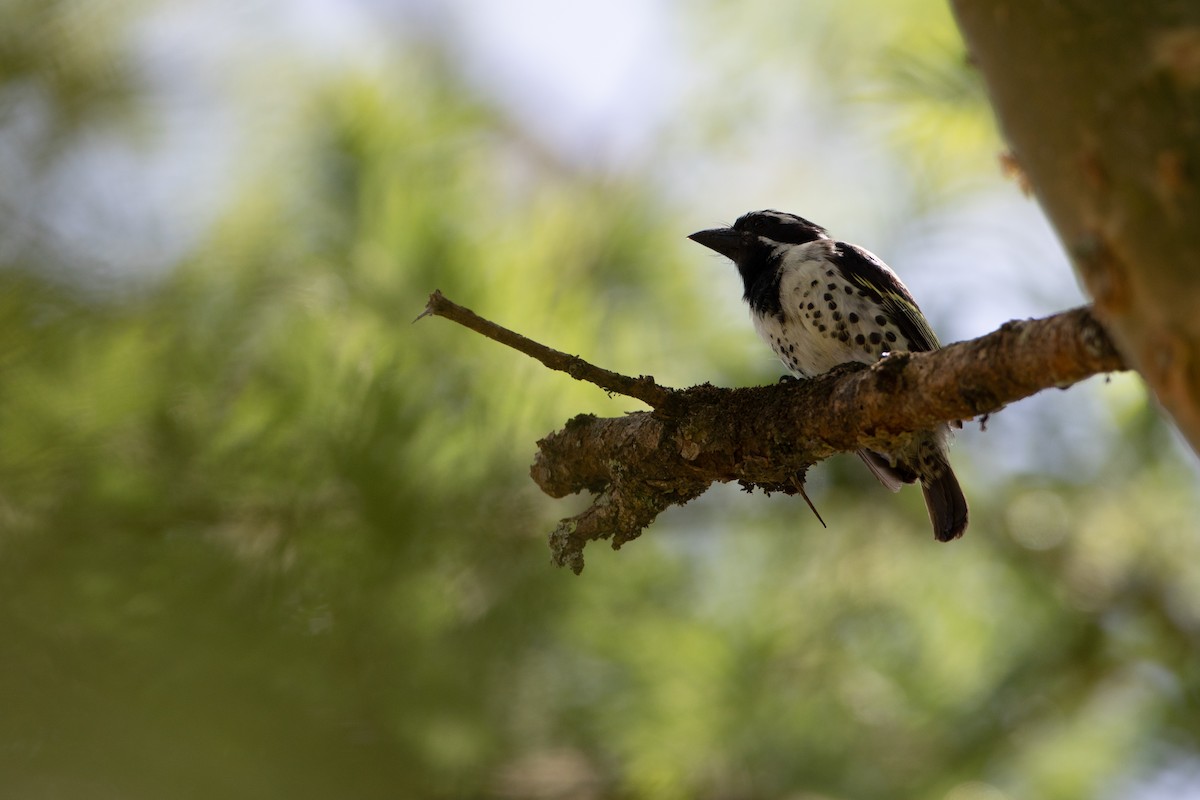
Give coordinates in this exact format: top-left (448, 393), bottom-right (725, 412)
top-left (830, 242), bottom-right (940, 352)
top-left (743, 252), bottom-right (786, 320)
top-left (734, 210), bottom-right (828, 246)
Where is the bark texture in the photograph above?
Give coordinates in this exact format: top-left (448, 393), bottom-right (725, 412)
top-left (952, 1), bottom-right (1200, 454)
top-left (530, 307), bottom-right (1122, 572)
top-left (423, 294), bottom-right (1122, 573)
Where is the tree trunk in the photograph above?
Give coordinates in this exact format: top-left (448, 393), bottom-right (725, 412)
top-left (951, 1), bottom-right (1200, 455)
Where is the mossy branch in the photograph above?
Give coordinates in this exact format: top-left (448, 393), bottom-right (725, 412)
top-left (422, 293), bottom-right (1125, 573)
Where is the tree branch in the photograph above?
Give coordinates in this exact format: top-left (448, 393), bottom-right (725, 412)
top-left (424, 293), bottom-right (1124, 573)
top-left (418, 290), bottom-right (672, 408)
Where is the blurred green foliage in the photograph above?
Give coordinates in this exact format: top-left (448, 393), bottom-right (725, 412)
top-left (2, 2), bottom-right (1200, 800)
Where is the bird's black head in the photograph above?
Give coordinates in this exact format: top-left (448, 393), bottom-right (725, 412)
top-left (730, 210), bottom-right (829, 245)
top-left (689, 210), bottom-right (829, 294)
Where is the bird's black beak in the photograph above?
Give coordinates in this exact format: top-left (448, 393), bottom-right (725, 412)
top-left (688, 227), bottom-right (745, 262)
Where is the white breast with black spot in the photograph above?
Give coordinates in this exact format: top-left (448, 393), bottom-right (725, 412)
top-left (751, 242), bottom-right (895, 377)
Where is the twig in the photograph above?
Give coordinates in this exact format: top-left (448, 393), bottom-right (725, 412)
top-left (418, 290), bottom-right (673, 408)
top-left (791, 474), bottom-right (827, 529)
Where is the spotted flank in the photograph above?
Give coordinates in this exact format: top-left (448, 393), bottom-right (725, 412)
top-left (827, 242), bottom-right (940, 354)
top-left (751, 238), bottom-right (927, 377)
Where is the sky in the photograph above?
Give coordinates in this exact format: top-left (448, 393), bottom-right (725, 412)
top-left (18, 0), bottom-right (1187, 483)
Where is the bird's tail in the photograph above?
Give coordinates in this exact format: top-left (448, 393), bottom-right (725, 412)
top-left (921, 456), bottom-right (968, 542)
top-left (856, 449), bottom-right (916, 492)
top-left (860, 433), bottom-right (968, 541)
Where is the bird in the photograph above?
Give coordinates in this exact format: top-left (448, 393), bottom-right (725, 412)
top-left (688, 209), bottom-right (968, 541)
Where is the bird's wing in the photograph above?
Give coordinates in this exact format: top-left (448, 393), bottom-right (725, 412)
top-left (831, 242), bottom-right (941, 352)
